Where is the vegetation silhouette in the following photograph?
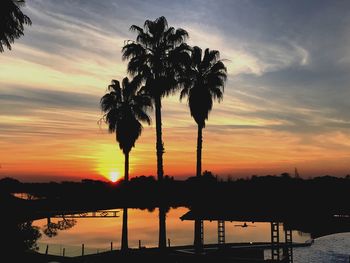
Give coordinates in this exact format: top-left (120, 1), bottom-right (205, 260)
top-left (1, 174), bottom-right (349, 222)
top-left (5, 221), bottom-right (41, 260)
top-left (0, 174), bottom-right (349, 261)
top-left (0, 0), bottom-right (31, 52)
top-left (180, 47), bottom-right (227, 250)
top-left (43, 217), bottom-right (76, 238)
top-left (122, 16), bottom-right (189, 249)
top-left (100, 77), bottom-right (152, 251)
top-left (0, 200), bottom-right (41, 260)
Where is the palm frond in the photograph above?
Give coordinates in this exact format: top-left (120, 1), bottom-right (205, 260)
top-left (179, 86), bottom-right (190, 101)
top-left (122, 42), bottom-right (146, 60)
top-left (168, 28), bottom-right (189, 45)
top-left (130, 25), bottom-right (143, 34)
top-left (209, 60), bottom-right (227, 75)
top-left (209, 86), bottom-right (224, 102)
top-left (192, 46), bottom-right (202, 68)
top-left (202, 49), bottom-right (220, 68)
top-left (0, 0), bottom-right (32, 52)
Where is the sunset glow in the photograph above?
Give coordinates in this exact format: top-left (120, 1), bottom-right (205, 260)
top-left (1, 1), bottom-right (350, 182)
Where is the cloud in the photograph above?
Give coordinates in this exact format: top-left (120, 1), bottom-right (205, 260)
top-left (1, 0), bottom-right (350, 179)
top-left (0, 86), bottom-right (99, 112)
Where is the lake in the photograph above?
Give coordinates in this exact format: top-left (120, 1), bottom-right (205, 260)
top-left (33, 207), bottom-right (350, 262)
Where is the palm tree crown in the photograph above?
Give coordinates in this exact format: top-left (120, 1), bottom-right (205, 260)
top-left (0, 0), bottom-right (31, 52)
top-left (122, 16), bottom-right (189, 98)
top-left (100, 77), bottom-right (152, 157)
top-left (181, 46), bottom-right (227, 128)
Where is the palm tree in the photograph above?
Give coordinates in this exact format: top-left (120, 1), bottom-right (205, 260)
top-left (122, 16), bottom-right (189, 250)
top-left (122, 16), bottom-right (189, 181)
top-left (0, 0), bottom-right (31, 52)
top-left (100, 77), bottom-right (152, 251)
top-left (180, 46), bottom-right (227, 251)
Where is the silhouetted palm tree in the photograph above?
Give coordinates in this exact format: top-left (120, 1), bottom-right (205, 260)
top-left (100, 77), bottom-right (152, 251)
top-left (181, 46), bottom-right (227, 177)
top-left (180, 46), bottom-right (227, 251)
top-left (0, 0), bottom-right (31, 52)
top-left (122, 16), bottom-right (189, 250)
top-left (122, 16), bottom-right (189, 181)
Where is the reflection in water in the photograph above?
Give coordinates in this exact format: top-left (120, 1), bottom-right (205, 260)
top-left (121, 208), bottom-right (128, 251)
top-left (33, 207), bottom-right (310, 256)
top-left (44, 217), bottom-right (77, 237)
top-left (158, 206), bottom-right (167, 249)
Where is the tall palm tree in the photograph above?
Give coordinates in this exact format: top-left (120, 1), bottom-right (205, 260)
top-left (0, 0), bottom-right (31, 52)
top-left (100, 77), bottom-right (152, 251)
top-left (122, 16), bottom-right (189, 249)
top-left (180, 46), bottom-right (227, 251)
top-left (122, 16), bottom-right (189, 181)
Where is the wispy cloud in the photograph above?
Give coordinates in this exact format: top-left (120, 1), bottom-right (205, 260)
top-left (1, 0), bottom-right (350, 180)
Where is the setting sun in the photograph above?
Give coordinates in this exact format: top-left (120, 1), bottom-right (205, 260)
top-left (109, 171), bottom-right (121, 183)
top-left (92, 144), bottom-right (125, 181)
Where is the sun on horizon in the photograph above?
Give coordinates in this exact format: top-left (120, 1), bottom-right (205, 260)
top-left (109, 171), bottom-right (121, 183)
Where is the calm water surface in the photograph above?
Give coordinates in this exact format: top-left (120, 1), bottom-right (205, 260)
top-left (33, 207), bottom-right (350, 262)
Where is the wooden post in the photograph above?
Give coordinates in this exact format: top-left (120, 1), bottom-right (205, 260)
top-left (82, 244), bottom-right (84, 256)
top-left (284, 229), bottom-right (293, 263)
top-left (139, 240), bottom-right (141, 249)
top-left (271, 222), bottom-right (280, 261)
top-left (218, 220), bottom-right (225, 246)
top-left (45, 244), bottom-right (48, 255)
top-left (168, 238), bottom-right (171, 247)
top-left (63, 248), bottom-right (65, 257)
top-left (111, 242), bottom-right (113, 251)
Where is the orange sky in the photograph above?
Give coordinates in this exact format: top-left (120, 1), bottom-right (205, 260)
top-left (1, 1), bottom-right (350, 182)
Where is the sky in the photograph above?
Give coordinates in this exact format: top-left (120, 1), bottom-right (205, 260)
top-left (1, 0), bottom-right (350, 182)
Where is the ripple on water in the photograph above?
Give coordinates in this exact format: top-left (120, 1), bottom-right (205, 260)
top-left (293, 232), bottom-right (350, 263)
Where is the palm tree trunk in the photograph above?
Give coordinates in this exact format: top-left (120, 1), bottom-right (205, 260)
top-left (124, 152), bottom-right (129, 182)
top-left (121, 207), bottom-right (128, 251)
top-left (194, 125), bottom-right (203, 252)
top-left (158, 206), bottom-right (167, 249)
top-left (155, 95), bottom-right (164, 180)
top-left (155, 96), bottom-right (166, 249)
top-left (196, 125), bottom-right (203, 177)
top-left (121, 152), bottom-right (129, 252)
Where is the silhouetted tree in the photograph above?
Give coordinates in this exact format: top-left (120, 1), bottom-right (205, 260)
top-left (0, 0), bottom-right (31, 52)
top-left (122, 16), bottom-right (189, 250)
top-left (180, 46), bottom-right (227, 177)
top-left (122, 16), bottom-right (189, 181)
top-left (2, 221), bottom-right (41, 256)
top-left (100, 77), bottom-right (152, 251)
top-left (180, 46), bottom-right (227, 252)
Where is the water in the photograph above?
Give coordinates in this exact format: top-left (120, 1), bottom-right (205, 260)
top-left (293, 233), bottom-right (350, 263)
top-left (33, 207), bottom-right (350, 262)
